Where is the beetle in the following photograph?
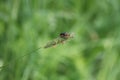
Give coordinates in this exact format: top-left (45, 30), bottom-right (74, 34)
top-left (60, 32), bottom-right (71, 39)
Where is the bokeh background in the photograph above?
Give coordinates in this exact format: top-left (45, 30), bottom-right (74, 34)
top-left (0, 0), bottom-right (120, 80)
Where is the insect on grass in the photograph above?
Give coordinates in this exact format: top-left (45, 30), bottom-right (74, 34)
top-left (0, 32), bottom-right (74, 70)
top-left (44, 32), bottom-right (74, 48)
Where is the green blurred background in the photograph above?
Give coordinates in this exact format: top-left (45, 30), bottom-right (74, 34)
top-left (0, 0), bottom-right (120, 80)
